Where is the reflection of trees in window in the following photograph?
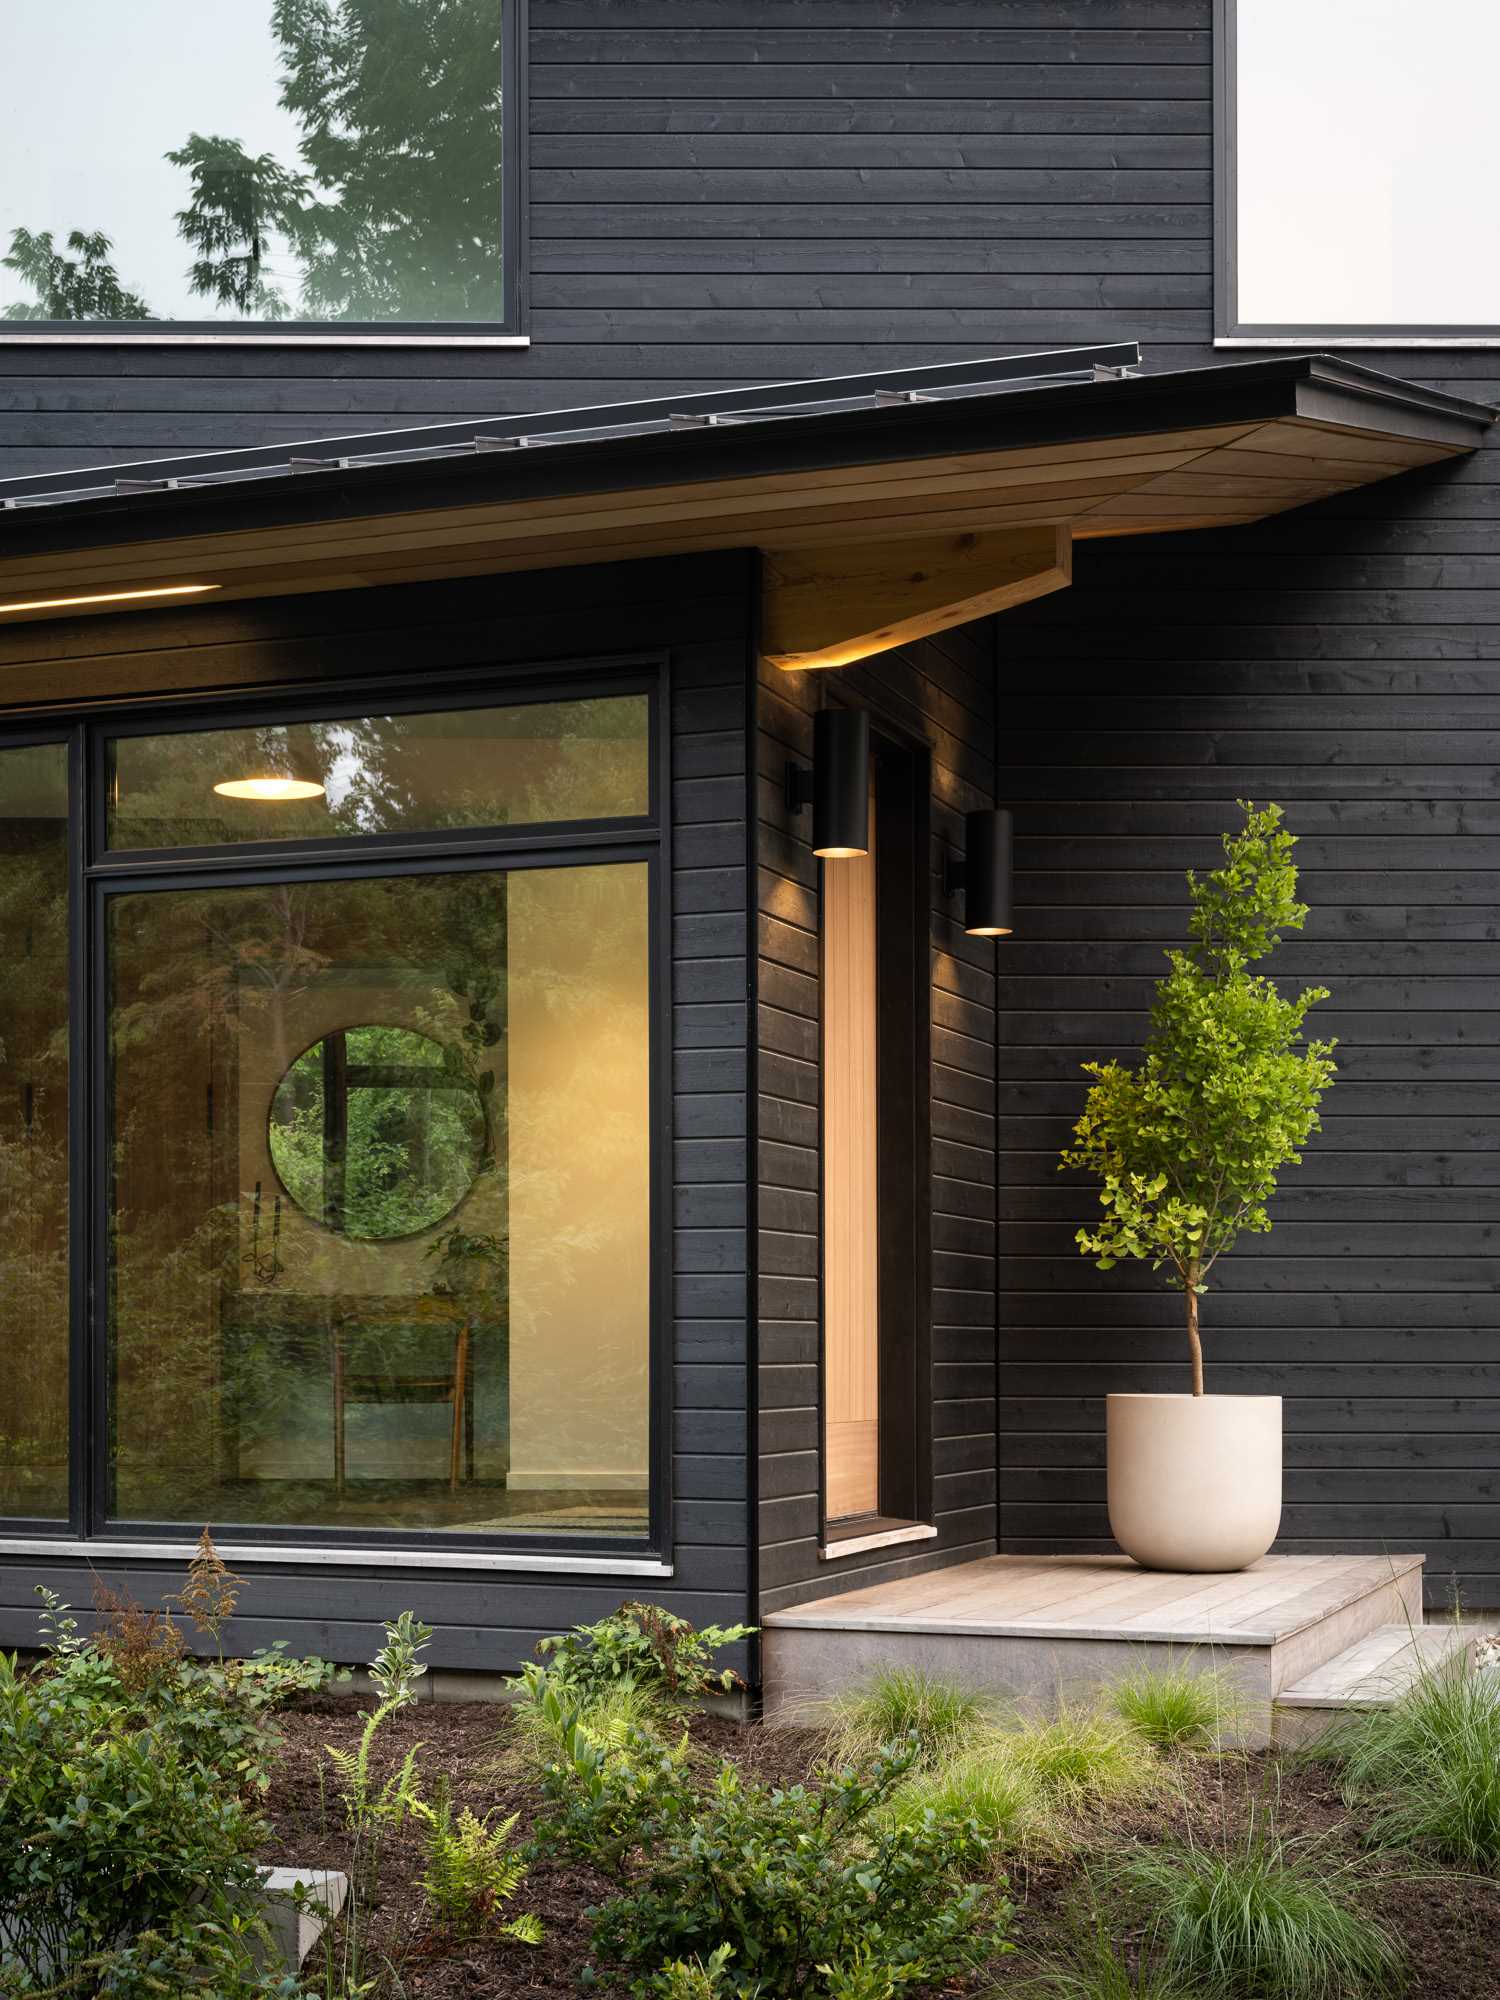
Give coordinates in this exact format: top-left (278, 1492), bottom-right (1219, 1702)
top-left (269, 1024), bottom-right (490, 1239)
top-left (108, 696), bottom-right (650, 851)
top-left (4, 0), bottom-right (504, 325)
top-left (0, 748), bottom-right (70, 1516)
top-left (2, 229), bottom-right (152, 322)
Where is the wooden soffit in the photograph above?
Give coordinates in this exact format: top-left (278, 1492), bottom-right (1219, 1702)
top-left (0, 357), bottom-right (1489, 660)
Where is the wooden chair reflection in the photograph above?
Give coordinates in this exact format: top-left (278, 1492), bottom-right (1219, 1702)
top-left (331, 1297), bottom-right (471, 1495)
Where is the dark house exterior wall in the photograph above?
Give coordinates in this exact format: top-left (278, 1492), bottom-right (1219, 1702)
top-left (997, 517), bottom-right (1500, 1614)
top-left (2, 1), bottom-right (1497, 1613)
top-left (0, 551), bottom-right (758, 1669)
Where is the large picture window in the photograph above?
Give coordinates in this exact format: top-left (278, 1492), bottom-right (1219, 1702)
top-left (0, 743), bottom-right (70, 1521)
top-left (1216, 0), bottom-right (1500, 345)
top-left (0, 676), bottom-right (662, 1556)
top-left (0, 0), bottom-right (523, 340)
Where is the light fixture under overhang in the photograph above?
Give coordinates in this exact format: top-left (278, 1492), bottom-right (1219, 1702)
top-left (0, 583), bottom-right (221, 616)
top-left (785, 708), bottom-right (870, 858)
top-left (946, 808), bottom-right (1014, 936)
top-left (213, 776), bottom-right (327, 802)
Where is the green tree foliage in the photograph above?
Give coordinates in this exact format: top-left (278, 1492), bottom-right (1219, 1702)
top-left (269, 0), bottom-right (505, 321)
top-left (167, 134), bottom-right (309, 317)
top-left (1060, 803), bottom-right (1336, 1394)
top-left (1, 227), bottom-right (151, 320)
top-left (6, 0), bottom-right (503, 324)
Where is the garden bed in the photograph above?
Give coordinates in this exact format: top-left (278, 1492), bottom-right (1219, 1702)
top-left (258, 1694), bottom-right (1500, 1999)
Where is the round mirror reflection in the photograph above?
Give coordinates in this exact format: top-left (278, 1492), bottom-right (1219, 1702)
top-left (268, 1025), bottom-right (488, 1240)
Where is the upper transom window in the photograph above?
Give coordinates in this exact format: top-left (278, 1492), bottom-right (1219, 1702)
top-left (0, 0), bottom-right (519, 338)
top-left (1217, 0), bottom-right (1500, 346)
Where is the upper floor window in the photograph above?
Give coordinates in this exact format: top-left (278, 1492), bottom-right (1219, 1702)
top-left (0, 0), bottom-right (522, 340)
top-left (1216, 0), bottom-right (1498, 345)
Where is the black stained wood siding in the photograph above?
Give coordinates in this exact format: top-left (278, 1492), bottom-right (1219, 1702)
top-left (0, 0), bottom-right (1216, 480)
top-left (998, 520), bottom-right (1500, 1614)
top-left (756, 623), bottom-right (1001, 1614)
top-left (0, 550), bottom-right (757, 1669)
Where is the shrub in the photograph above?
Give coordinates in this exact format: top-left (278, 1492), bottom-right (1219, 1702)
top-left (536, 1715), bottom-right (1012, 1999)
top-left (34, 1584), bottom-right (280, 1800)
top-left (1314, 1657), bottom-right (1500, 1869)
top-left (1122, 1832), bottom-right (1405, 1999)
top-left (1109, 1662), bottom-right (1249, 1753)
top-left (227, 1639), bottom-right (349, 1708)
top-left (91, 1575), bottom-right (186, 1692)
top-left (0, 1647), bottom-right (276, 1997)
top-left (819, 1667), bottom-right (997, 1770)
top-left (653, 1944), bottom-right (736, 1997)
top-left (416, 1777), bottom-right (543, 1943)
top-left (509, 1658), bottom-right (669, 1773)
top-left (534, 1599), bottom-right (753, 1706)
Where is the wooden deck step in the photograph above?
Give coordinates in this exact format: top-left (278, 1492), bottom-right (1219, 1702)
top-left (1272, 1623), bottom-right (1476, 1746)
top-left (761, 1553), bottom-right (1426, 1746)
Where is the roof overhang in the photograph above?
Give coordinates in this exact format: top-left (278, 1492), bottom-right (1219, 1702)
top-left (0, 347), bottom-right (1490, 671)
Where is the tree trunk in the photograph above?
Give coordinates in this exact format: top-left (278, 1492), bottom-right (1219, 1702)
top-left (1185, 1269), bottom-right (1204, 1398)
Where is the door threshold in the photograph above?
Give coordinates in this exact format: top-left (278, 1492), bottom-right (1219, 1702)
top-left (819, 1520), bottom-right (938, 1562)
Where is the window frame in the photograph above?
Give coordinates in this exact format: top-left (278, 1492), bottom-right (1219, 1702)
top-left (1214, 0), bottom-right (1500, 348)
top-left (0, 656), bottom-right (672, 1566)
top-left (0, 0), bottom-right (528, 348)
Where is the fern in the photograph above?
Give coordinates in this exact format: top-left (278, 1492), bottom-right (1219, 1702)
top-left (416, 1778), bottom-right (542, 1942)
top-left (325, 1699), bottom-right (423, 1834)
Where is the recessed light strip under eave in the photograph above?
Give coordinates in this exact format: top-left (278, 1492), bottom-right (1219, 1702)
top-left (0, 583), bottom-right (221, 616)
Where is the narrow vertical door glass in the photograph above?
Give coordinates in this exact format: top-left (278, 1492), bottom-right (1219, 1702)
top-left (106, 862), bottom-right (651, 1538)
top-left (0, 744), bottom-right (70, 1517)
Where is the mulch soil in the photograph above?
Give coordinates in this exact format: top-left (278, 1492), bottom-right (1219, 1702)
top-left (259, 1695), bottom-right (1500, 1998)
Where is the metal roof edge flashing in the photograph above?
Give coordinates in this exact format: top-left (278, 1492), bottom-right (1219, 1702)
top-left (0, 343), bottom-right (1144, 513)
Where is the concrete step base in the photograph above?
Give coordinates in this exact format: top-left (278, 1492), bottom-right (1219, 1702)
top-left (1272, 1623), bottom-right (1476, 1747)
top-left (762, 1553), bottom-right (1426, 1747)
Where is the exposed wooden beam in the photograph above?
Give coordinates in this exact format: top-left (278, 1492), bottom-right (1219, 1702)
top-left (760, 524), bottom-right (1071, 672)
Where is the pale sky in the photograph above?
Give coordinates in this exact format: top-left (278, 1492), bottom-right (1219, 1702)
top-left (1236, 0), bottom-right (1499, 327)
top-left (0, 1), bottom-right (305, 319)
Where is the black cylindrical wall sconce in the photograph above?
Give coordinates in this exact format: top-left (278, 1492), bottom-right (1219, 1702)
top-left (812, 707), bottom-right (869, 858)
top-left (948, 807), bottom-right (1013, 935)
top-left (786, 707), bottom-right (870, 858)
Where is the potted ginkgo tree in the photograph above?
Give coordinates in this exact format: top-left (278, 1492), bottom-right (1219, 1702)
top-left (1061, 803), bottom-right (1337, 1572)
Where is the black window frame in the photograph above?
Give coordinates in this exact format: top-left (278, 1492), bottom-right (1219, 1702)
top-left (0, 0), bottom-right (528, 347)
top-left (0, 655), bottom-right (673, 1564)
top-left (1214, 0), bottom-right (1500, 349)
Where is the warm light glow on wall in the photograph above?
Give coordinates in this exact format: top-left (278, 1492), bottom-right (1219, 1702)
top-left (0, 583), bottom-right (221, 615)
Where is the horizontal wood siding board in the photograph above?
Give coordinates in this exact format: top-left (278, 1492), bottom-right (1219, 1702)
top-left (0, 550), bottom-right (755, 1666)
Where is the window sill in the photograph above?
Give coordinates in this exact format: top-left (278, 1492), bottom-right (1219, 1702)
top-left (1214, 333), bottom-right (1500, 349)
top-left (0, 332), bottom-right (532, 348)
top-left (0, 1535), bottom-right (669, 1577)
top-left (819, 1522), bottom-right (937, 1563)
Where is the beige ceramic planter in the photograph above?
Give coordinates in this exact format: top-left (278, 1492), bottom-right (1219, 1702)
top-left (1107, 1393), bottom-right (1282, 1573)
